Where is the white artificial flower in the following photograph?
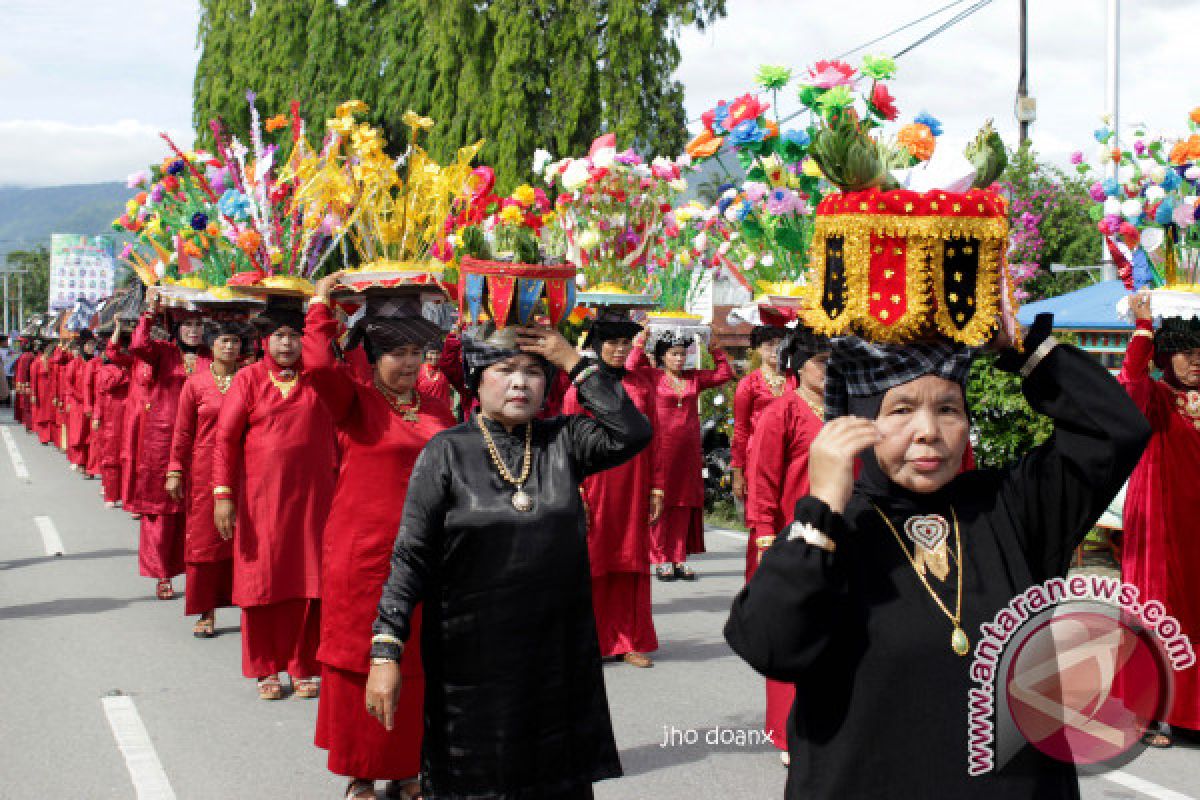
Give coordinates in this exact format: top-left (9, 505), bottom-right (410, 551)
top-left (1095, 145), bottom-right (1112, 164)
top-left (1117, 164), bottom-right (1135, 184)
top-left (532, 148), bottom-right (554, 175)
top-left (1103, 197), bottom-right (1121, 216)
top-left (1120, 198), bottom-right (1143, 219)
top-left (722, 187), bottom-right (739, 200)
top-left (1147, 164), bottom-right (1167, 184)
top-left (676, 153), bottom-right (693, 168)
top-left (578, 229), bottom-right (601, 251)
top-left (561, 159), bottom-right (591, 191)
top-left (1145, 185), bottom-right (1166, 203)
top-left (591, 147), bottom-right (616, 169)
top-left (693, 232), bottom-right (708, 252)
top-left (668, 177), bottom-right (688, 192)
top-left (761, 253), bottom-right (775, 267)
top-left (1186, 166), bottom-right (1200, 182)
top-left (718, 241), bottom-right (731, 255)
top-left (633, 164), bottom-right (651, 178)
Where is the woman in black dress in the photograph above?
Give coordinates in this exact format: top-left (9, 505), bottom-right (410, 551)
top-left (725, 315), bottom-right (1151, 799)
top-left (365, 325), bottom-right (652, 799)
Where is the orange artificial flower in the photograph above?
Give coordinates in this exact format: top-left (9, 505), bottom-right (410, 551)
top-left (206, 223), bottom-right (221, 237)
top-left (897, 123), bottom-right (936, 161)
top-left (764, 120), bottom-right (779, 140)
top-left (686, 129), bottom-right (723, 160)
top-left (1189, 107), bottom-right (1200, 125)
top-left (1169, 134), bottom-right (1200, 166)
top-left (236, 229), bottom-right (263, 253)
top-left (264, 114), bottom-right (289, 133)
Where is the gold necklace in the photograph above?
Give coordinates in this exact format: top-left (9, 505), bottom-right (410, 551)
top-left (762, 367), bottom-right (785, 397)
top-left (182, 352), bottom-right (198, 375)
top-left (667, 372), bottom-right (687, 409)
top-left (268, 368), bottom-right (298, 399)
top-left (873, 503), bottom-right (969, 657)
top-left (1172, 388), bottom-right (1200, 429)
top-left (375, 378), bottom-right (421, 423)
top-left (797, 387), bottom-right (824, 420)
top-left (210, 363), bottom-right (235, 395)
top-left (476, 412), bottom-right (534, 512)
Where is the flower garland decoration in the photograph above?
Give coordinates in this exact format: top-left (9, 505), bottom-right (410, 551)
top-left (647, 201), bottom-right (735, 312)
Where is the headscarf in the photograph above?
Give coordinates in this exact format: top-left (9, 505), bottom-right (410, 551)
top-left (779, 329), bottom-right (831, 376)
top-left (750, 325), bottom-right (788, 351)
top-left (252, 296), bottom-right (306, 338)
top-left (653, 331), bottom-right (694, 364)
top-left (203, 319), bottom-right (252, 352)
top-left (582, 308), bottom-right (643, 351)
top-left (345, 295), bottom-right (443, 364)
top-left (1154, 317), bottom-right (1200, 381)
top-left (461, 326), bottom-right (555, 393)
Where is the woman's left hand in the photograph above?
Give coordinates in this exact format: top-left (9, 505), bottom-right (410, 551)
top-left (365, 661), bottom-right (402, 730)
top-left (515, 327), bottom-right (581, 374)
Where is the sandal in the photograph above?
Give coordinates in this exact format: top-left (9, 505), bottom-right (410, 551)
top-left (257, 675), bottom-right (283, 700)
top-left (155, 580), bottom-right (175, 600)
top-left (294, 677), bottom-right (321, 698)
top-left (385, 778), bottom-right (422, 799)
top-left (675, 563), bottom-right (696, 581)
top-left (192, 614), bottom-right (215, 639)
top-left (1142, 729), bottom-right (1173, 748)
top-left (655, 564), bottom-right (677, 582)
top-left (345, 779), bottom-right (375, 799)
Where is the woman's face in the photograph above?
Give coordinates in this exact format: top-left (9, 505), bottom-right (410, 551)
top-left (599, 337), bottom-right (633, 370)
top-left (478, 354), bottom-right (547, 426)
top-left (212, 334), bottom-right (243, 366)
top-left (178, 318), bottom-right (205, 347)
top-left (800, 352), bottom-right (830, 395)
top-left (661, 346), bottom-right (687, 374)
top-left (758, 340), bottom-right (780, 369)
top-left (1170, 348), bottom-right (1200, 389)
top-left (873, 374), bottom-right (970, 494)
top-left (267, 326), bottom-right (302, 368)
top-left (377, 344), bottom-right (423, 394)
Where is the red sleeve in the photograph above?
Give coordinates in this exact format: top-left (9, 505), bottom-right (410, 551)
top-left (168, 378), bottom-right (199, 474)
top-left (731, 373), bottom-right (757, 469)
top-left (83, 360), bottom-right (98, 415)
top-left (693, 347), bottom-right (736, 390)
top-left (301, 303), bottom-right (358, 425)
top-left (213, 371), bottom-right (252, 492)
top-left (626, 345), bottom-right (651, 371)
top-left (646, 380), bottom-right (665, 492)
top-left (746, 399), bottom-right (787, 537)
top-left (129, 313), bottom-right (160, 365)
top-left (1118, 321), bottom-right (1156, 414)
top-left (439, 332), bottom-right (467, 397)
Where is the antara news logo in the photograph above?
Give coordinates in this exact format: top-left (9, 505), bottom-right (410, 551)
top-left (966, 574), bottom-right (1195, 775)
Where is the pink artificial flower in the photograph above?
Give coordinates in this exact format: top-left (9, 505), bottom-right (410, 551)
top-left (806, 59), bottom-right (857, 89)
top-left (869, 83), bottom-right (899, 121)
top-left (1069, 151), bottom-right (1083, 165)
top-left (743, 181), bottom-right (769, 203)
top-left (1133, 140), bottom-right (1147, 156)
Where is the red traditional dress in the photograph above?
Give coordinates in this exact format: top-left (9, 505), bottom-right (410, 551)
top-left (417, 362), bottom-right (452, 405)
top-left (627, 347), bottom-right (736, 564)
top-left (64, 355), bottom-right (91, 468)
top-left (13, 351), bottom-right (34, 429)
top-left (95, 356), bottom-right (131, 505)
top-left (168, 366), bottom-right (237, 616)
top-left (1119, 321), bottom-right (1200, 730)
top-left (213, 354), bottom-right (337, 679)
top-left (731, 368), bottom-right (795, 474)
top-left (112, 335), bottom-right (152, 513)
top-left (562, 367), bottom-right (663, 658)
top-left (304, 302), bottom-right (454, 780)
top-left (744, 391), bottom-right (825, 751)
top-left (83, 356), bottom-right (104, 477)
top-left (30, 354), bottom-right (55, 445)
top-left (51, 348), bottom-right (69, 450)
top-left (129, 313), bottom-right (207, 582)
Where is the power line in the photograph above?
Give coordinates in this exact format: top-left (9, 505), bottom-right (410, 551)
top-left (892, 0), bottom-right (998, 58)
top-left (833, 0), bottom-right (977, 60)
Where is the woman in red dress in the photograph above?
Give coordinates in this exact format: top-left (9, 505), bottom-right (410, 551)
top-left (83, 337), bottom-right (105, 479)
top-left (563, 311), bottom-right (664, 669)
top-left (51, 343), bottom-right (70, 451)
top-left (1119, 293), bottom-right (1200, 747)
top-left (730, 326), bottom-right (792, 507)
top-left (213, 298), bottom-right (337, 701)
top-left (744, 329), bottom-right (830, 762)
top-left (30, 342), bottom-right (56, 445)
top-left (13, 339), bottom-right (34, 431)
top-left (305, 277), bottom-right (455, 800)
top-left (65, 332), bottom-right (97, 472)
top-left (166, 320), bottom-right (247, 639)
top-left (417, 340), bottom-right (453, 405)
top-left (95, 328), bottom-right (133, 508)
top-left (129, 289), bottom-right (210, 600)
top-left (628, 331), bottom-right (735, 580)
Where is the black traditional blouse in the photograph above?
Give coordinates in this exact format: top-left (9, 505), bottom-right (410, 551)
top-left (373, 360), bottom-right (652, 800)
top-left (725, 341), bottom-right (1150, 800)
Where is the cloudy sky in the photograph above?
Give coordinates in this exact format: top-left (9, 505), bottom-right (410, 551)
top-left (0, 0), bottom-right (1189, 187)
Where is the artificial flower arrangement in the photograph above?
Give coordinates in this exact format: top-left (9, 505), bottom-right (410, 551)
top-left (1075, 109), bottom-right (1200, 319)
top-left (791, 56), bottom-right (1011, 345)
top-left (644, 200), bottom-right (735, 317)
top-left (537, 133), bottom-right (688, 297)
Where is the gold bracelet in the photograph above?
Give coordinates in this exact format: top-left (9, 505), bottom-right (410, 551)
top-left (165, 470), bottom-right (183, 479)
top-left (650, 489), bottom-right (665, 497)
top-left (1132, 329), bottom-right (1154, 339)
top-left (212, 486), bottom-right (234, 497)
top-left (309, 296), bottom-right (330, 308)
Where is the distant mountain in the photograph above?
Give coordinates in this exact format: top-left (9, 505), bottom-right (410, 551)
top-left (0, 182), bottom-right (129, 258)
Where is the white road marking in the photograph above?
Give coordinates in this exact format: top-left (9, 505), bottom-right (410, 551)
top-left (33, 515), bottom-right (64, 556)
top-left (1, 426), bottom-right (30, 481)
top-left (708, 527), bottom-right (748, 541)
top-left (1101, 770), bottom-right (1196, 800)
top-left (101, 695), bottom-right (178, 800)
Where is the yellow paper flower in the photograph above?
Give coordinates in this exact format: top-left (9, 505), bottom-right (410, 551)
top-left (498, 205), bottom-right (524, 225)
top-left (402, 110), bottom-right (434, 132)
top-left (336, 100), bottom-right (368, 118)
top-left (512, 184), bottom-right (537, 208)
top-left (802, 158), bottom-right (823, 178)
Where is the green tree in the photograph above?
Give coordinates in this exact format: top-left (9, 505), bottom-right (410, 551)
top-left (4, 246), bottom-right (51, 326)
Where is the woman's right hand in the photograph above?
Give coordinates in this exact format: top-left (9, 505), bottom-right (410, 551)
top-left (313, 271), bottom-right (343, 302)
top-left (365, 661), bottom-right (402, 730)
top-left (731, 468), bottom-right (747, 501)
top-left (214, 497), bottom-right (236, 540)
top-left (807, 417), bottom-right (881, 514)
top-left (165, 474), bottom-right (184, 502)
top-left (1130, 290), bottom-right (1153, 322)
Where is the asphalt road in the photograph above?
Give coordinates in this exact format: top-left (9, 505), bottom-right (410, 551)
top-left (1, 411), bottom-right (1197, 799)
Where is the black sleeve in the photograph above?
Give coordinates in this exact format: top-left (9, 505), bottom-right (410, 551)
top-left (370, 436), bottom-right (452, 659)
top-left (564, 359), bottom-right (653, 476)
top-left (997, 332), bottom-right (1151, 578)
top-left (724, 498), bottom-right (850, 682)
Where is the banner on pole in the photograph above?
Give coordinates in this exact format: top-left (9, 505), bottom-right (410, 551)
top-left (48, 234), bottom-right (116, 312)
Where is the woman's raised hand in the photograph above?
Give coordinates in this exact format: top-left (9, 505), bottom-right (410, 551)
top-left (807, 417), bottom-right (880, 514)
top-left (515, 327), bottom-right (581, 373)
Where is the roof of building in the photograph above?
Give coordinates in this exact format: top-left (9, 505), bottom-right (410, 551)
top-left (1016, 279), bottom-right (1132, 331)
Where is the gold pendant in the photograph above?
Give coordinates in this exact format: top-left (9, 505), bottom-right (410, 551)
top-left (512, 489), bottom-right (534, 512)
top-left (403, 409), bottom-right (419, 423)
top-left (952, 627), bottom-right (970, 656)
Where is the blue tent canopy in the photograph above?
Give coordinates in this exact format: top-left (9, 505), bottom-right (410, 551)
top-left (1016, 279), bottom-right (1131, 330)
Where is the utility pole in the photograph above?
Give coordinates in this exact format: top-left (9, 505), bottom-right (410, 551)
top-left (1016, 0), bottom-right (1034, 145)
top-left (2, 272), bottom-right (9, 334)
top-left (1101, 0), bottom-right (1120, 281)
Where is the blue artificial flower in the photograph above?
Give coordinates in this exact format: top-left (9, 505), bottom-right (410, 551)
top-left (1094, 127), bottom-right (1112, 144)
top-left (711, 102), bottom-right (731, 135)
top-left (716, 193), bottom-right (735, 215)
top-left (1155, 199), bottom-right (1176, 225)
top-left (167, 159), bottom-right (186, 176)
top-left (914, 111), bottom-right (943, 137)
top-left (782, 128), bottom-right (811, 148)
top-left (1102, 177), bottom-right (1119, 197)
top-left (1162, 167), bottom-right (1183, 191)
top-left (735, 199), bottom-right (753, 222)
top-left (190, 212), bottom-right (209, 231)
top-left (728, 119), bottom-right (767, 147)
top-left (218, 189), bottom-right (252, 221)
